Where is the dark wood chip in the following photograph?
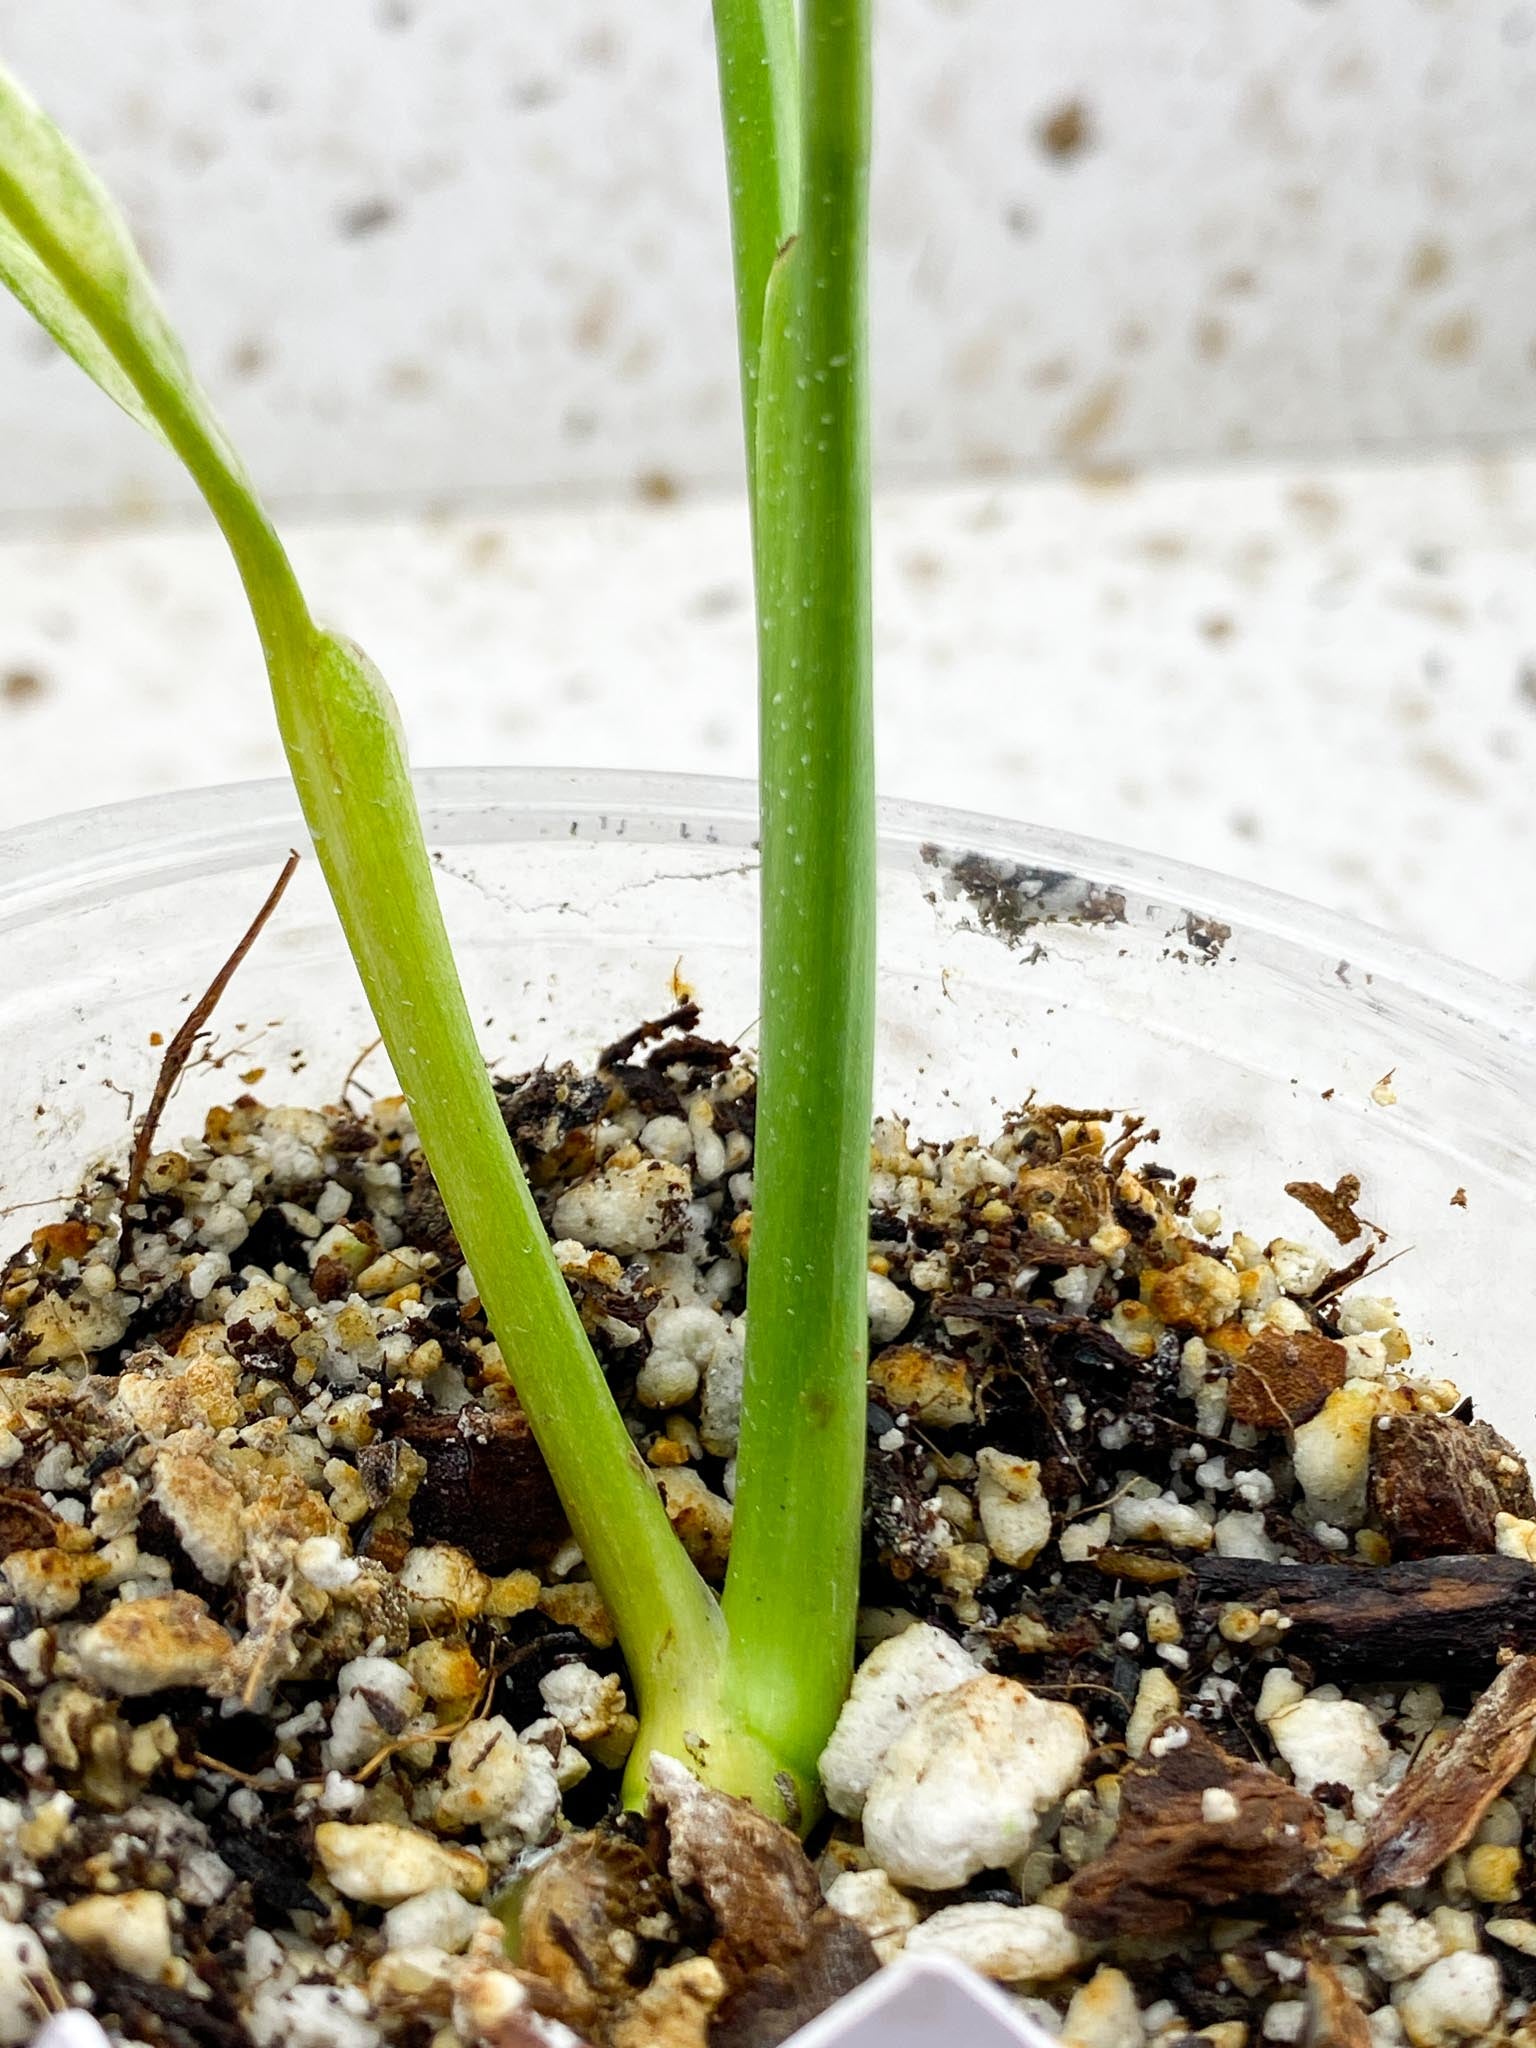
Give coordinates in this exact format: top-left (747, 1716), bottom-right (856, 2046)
top-left (933, 1293), bottom-right (1141, 1371)
top-left (401, 1151), bottom-right (460, 1258)
top-left (60, 1946), bottom-right (252, 2048)
top-left (1010, 1235), bottom-right (1109, 1269)
top-left (309, 1253), bottom-right (356, 1304)
top-left (602, 1062), bottom-right (685, 1121)
top-left (496, 1065), bottom-right (614, 1161)
top-left (216, 1826), bottom-right (326, 1919)
top-left (1352, 1654), bottom-right (1536, 1897)
top-left (1226, 1327), bottom-right (1347, 1433)
top-left (599, 1001), bottom-right (702, 1070)
top-left (1064, 1719), bottom-right (1327, 1939)
top-left (1311, 1241), bottom-right (1379, 1305)
top-left (1370, 1412), bottom-right (1501, 1558)
top-left (645, 1032), bottom-right (739, 1080)
top-left (1188, 1554), bottom-right (1536, 1680)
top-left (391, 1404), bottom-right (566, 1571)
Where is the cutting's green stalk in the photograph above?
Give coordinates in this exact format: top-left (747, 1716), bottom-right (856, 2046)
top-left (720, 0), bottom-right (876, 1800)
top-left (1, 2), bottom-right (876, 1829)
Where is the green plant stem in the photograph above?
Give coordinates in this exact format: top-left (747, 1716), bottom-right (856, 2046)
top-left (2, 42), bottom-right (880, 1829)
top-left (722, 0), bottom-right (875, 1808)
top-left (0, 112), bottom-right (730, 1787)
top-left (286, 635), bottom-right (731, 1799)
top-left (711, 0), bottom-right (800, 508)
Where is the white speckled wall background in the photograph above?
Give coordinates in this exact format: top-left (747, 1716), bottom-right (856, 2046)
top-left (0, 2), bottom-right (1533, 988)
top-left (0, 0), bottom-right (1532, 517)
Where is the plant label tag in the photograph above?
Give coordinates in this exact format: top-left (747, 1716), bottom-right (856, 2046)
top-left (788, 1953), bottom-right (1059, 2047)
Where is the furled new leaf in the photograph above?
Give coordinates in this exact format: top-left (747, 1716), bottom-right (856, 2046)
top-left (0, 64), bottom-right (237, 469)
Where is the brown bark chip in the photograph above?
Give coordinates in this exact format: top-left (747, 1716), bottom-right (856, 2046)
top-left (1469, 1419), bottom-right (1536, 1519)
top-left (1226, 1327), bottom-right (1347, 1433)
top-left (392, 1406), bottom-right (566, 1572)
top-left (0, 1486), bottom-right (63, 1560)
top-left (1189, 1554), bottom-right (1536, 1680)
top-left (1303, 1959), bottom-right (1373, 2048)
top-left (1284, 1174), bottom-right (1371, 1246)
top-left (1064, 1720), bottom-right (1326, 1939)
top-left (1369, 1411), bottom-right (1501, 1558)
top-left (1352, 1654), bottom-right (1536, 1898)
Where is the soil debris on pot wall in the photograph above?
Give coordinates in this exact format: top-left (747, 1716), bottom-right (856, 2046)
top-left (2, 1015), bottom-right (1535, 2046)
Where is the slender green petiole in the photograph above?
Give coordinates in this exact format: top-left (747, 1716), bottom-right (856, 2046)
top-left (711, 0), bottom-right (800, 512)
top-left (287, 635), bottom-right (732, 1800)
top-left (0, 63), bottom-right (732, 1792)
top-left (721, 0), bottom-right (876, 1805)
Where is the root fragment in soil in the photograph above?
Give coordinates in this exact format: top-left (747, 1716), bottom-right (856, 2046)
top-left (124, 848), bottom-right (301, 1208)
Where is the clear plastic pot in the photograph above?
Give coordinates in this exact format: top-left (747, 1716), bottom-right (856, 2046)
top-left (3, 769), bottom-right (1534, 2046)
top-left (4, 767), bottom-right (1532, 1437)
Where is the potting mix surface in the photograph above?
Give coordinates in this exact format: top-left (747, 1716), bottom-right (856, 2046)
top-left (1, 1002), bottom-right (1532, 2048)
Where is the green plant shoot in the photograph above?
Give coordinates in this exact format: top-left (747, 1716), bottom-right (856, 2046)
top-left (0, 0), bottom-right (876, 1831)
top-left (0, 60), bottom-right (735, 1799)
top-left (716, 0), bottom-right (877, 1797)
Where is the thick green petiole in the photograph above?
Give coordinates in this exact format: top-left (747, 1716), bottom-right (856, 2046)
top-left (719, 0), bottom-right (876, 1803)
